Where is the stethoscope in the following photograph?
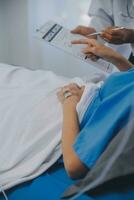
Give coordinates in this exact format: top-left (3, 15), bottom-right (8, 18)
top-left (120, 0), bottom-right (134, 19)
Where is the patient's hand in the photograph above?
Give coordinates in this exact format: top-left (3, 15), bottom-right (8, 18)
top-left (58, 83), bottom-right (88, 180)
top-left (71, 26), bottom-right (99, 61)
top-left (71, 39), bottom-right (133, 71)
top-left (57, 83), bottom-right (85, 106)
top-left (72, 38), bottom-right (116, 61)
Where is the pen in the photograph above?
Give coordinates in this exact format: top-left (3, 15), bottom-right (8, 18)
top-left (87, 32), bottom-right (102, 37)
top-left (110, 27), bottom-right (125, 31)
top-left (87, 27), bottom-right (125, 37)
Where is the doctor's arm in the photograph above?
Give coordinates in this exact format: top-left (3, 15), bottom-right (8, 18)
top-left (57, 84), bottom-right (88, 179)
top-left (71, 0), bottom-right (114, 60)
top-left (100, 27), bottom-right (134, 44)
top-left (88, 0), bottom-right (134, 47)
top-left (88, 0), bottom-right (114, 33)
top-left (71, 0), bottom-right (113, 37)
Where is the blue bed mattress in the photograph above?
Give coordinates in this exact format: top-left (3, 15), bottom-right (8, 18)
top-left (0, 160), bottom-right (134, 200)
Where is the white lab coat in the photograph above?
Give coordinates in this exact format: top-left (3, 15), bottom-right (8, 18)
top-left (88, 0), bottom-right (134, 57)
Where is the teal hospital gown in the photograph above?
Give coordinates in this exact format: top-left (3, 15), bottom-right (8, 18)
top-left (73, 68), bottom-right (134, 169)
top-left (0, 68), bottom-right (134, 200)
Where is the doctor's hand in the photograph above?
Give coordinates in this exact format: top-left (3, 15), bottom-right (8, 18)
top-left (100, 26), bottom-right (134, 44)
top-left (71, 25), bottom-right (97, 39)
top-left (57, 83), bottom-right (85, 107)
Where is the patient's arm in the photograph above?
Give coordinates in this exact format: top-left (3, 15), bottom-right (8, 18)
top-left (57, 83), bottom-right (88, 179)
top-left (72, 39), bottom-right (134, 71)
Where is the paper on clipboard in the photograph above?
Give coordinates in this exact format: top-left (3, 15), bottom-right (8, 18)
top-left (35, 21), bottom-right (114, 74)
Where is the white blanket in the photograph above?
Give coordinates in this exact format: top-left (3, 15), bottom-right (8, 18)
top-left (0, 63), bottom-right (101, 191)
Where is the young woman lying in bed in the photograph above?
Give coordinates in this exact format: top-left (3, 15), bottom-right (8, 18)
top-left (58, 38), bottom-right (134, 179)
top-left (0, 39), bottom-right (134, 200)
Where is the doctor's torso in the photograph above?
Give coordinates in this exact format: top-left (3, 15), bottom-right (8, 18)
top-left (113, 0), bottom-right (134, 28)
top-left (88, 0), bottom-right (134, 54)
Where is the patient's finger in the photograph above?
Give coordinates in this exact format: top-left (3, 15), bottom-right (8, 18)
top-left (86, 54), bottom-right (99, 62)
top-left (82, 46), bottom-right (97, 55)
top-left (82, 48), bottom-right (93, 54)
top-left (71, 39), bottom-right (89, 45)
top-left (62, 86), bottom-right (71, 93)
top-left (69, 83), bottom-right (81, 89)
top-left (57, 91), bottom-right (64, 102)
top-left (90, 55), bottom-right (99, 62)
top-left (63, 83), bottom-right (81, 91)
top-left (85, 52), bottom-right (94, 58)
top-left (72, 39), bottom-right (97, 47)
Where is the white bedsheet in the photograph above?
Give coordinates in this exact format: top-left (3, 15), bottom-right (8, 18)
top-left (0, 63), bottom-right (102, 191)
